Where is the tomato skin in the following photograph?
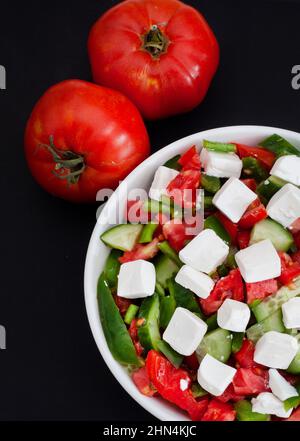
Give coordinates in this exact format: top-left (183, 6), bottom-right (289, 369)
top-left (238, 199), bottom-right (267, 229)
top-left (25, 80), bottom-right (149, 202)
top-left (241, 178), bottom-right (257, 192)
top-left (129, 319), bottom-right (144, 356)
top-left (279, 262), bottom-right (300, 285)
top-left (88, 0), bottom-right (219, 120)
top-left (232, 368), bottom-right (269, 396)
top-left (132, 366), bottom-right (156, 397)
top-left (184, 352), bottom-right (200, 371)
top-left (167, 169), bottom-right (201, 208)
top-left (234, 339), bottom-right (260, 369)
top-left (246, 279), bottom-right (278, 304)
top-left (236, 143), bottom-right (276, 169)
top-left (162, 219), bottom-right (198, 252)
top-left (215, 212), bottom-right (238, 244)
top-left (286, 407), bottom-right (300, 421)
top-left (114, 295), bottom-right (132, 316)
top-left (237, 230), bottom-right (250, 250)
top-left (178, 146), bottom-right (201, 171)
top-left (218, 384), bottom-right (245, 403)
top-left (201, 399), bottom-right (236, 421)
top-left (119, 238), bottom-right (159, 263)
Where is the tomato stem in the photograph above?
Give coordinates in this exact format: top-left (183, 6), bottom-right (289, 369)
top-left (141, 25), bottom-right (169, 58)
top-left (40, 136), bottom-right (85, 185)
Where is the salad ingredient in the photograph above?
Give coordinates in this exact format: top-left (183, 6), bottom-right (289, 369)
top-left (279, 261), bottom-right (300, 286)
top-left (167, 169), bottom-right (201, 207)
top-left (234, 339), bottom-right (258, 368)
top-left (119, 238), bottom-right (159, 263)
top-left (238, 199), bottom-right (267, 229)
top-left (24, 80), bottom-right (149, 202)
top-left (235, 144), bottom-right (275, 170)
top-left (242, 157), bottom-right (269, 182)
top-left (117, 260), bottom-right (156, 299)
top-left (257, 175), bottom-right (287, 201)
top-left (204, 215), bottom-right (231, 244)
top-left (175, 265), bottom-right (214, 299)
top-left (160, 295), bottom-right (176, 329)
top-left (158, 241), bottom-right (182, 267)
top-left (196, 328), bottom-right (232, 363)
top-left (156, 340), bottom-right (183, 368)
top-left (217, 299), bottom-right (250, 332)
top-left (206, 313), bottom-right (218, 332)
top-left (163, 155), bottom-right (181, 171)
top-left (269, 369), bottom-right (298, 401)
top-left (129, 318), bottom-right (144, 356)
top-left (178, 146), bottom-right (201, 171)
top-left (251, 392), bottom-right (292, 418)
top-left (270, 155), bottom-right (300, 186)
top-left (179, 229), bottom-right (229, 273)
top-left (235, 239), bottom-right (281, 283)
top-left (260, 134), bottom-right (300, 158)
top-left (254, 331), bottom-right (298, 369)
top-left (212, 177), bottom-right (257, 223)
top-left (250, 218), bottom-right (294, 252)
top-left (104, 249), bottom-right (122, 288)
top-left (284, 396), bottom-right (300, 412)
top-left (132, 366), bottom-right (156, 396)
top-left (101, 224), bottom-right (143, 251)
top-left (246, 310), bottom-right (286, 343)
top-left (197, 354), bottom-right (237, 396)
top-left (97, 274), bottom-right (140, 366)
top-left (203, 140), bottom-right (236, 153)
top-left (155, 254), bottom-right (179, 289)
top-left (88, 0), bottom-right (219, 120)
top-left (167, 278), bottom-right (202, 314)
top-left (137, 294), bottom-right (160, 351)
top-left (215, 212), bottom-right (238, 245)
top-left (246, 279), bottom-right (278, 304)
top-left (124, 304), bottom-right (139, 325)
top-left (162, 220), bottom-right (192, 252)
top-left (234, 399), bottom-right (270, 421)
top-left (139, 223), bottom-right (159, 243)
top-left (267, 183), bottom-right (300, 228)
top-left (231, 332), bottom-right (244, 354)
top-left (287, 335), bottom-right (300, 374)
top-left (163, 307), bottom-right (207, 356)
top-left (149, 166), bottom-right (179, 201)
top-left (232, 367), bottom-right (269, 396)
top-left (201, 174), bottom-right (221, 194)
top-left (237, 230), bottom-right (250, 249)
top-left (201, 399), bottom-right (236, 421)
top-left (200, 149), bottom-right (242, 178)
top-left (242, 178), bottom-right (257, 191)
top-left (282, 298), bottom-right (300, 328)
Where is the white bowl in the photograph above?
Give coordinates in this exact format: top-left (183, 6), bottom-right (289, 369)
top-left (84, 125), bottom-right (300, 421)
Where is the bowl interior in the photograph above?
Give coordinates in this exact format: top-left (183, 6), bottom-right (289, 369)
top-left (84, 125), bottom-right (300, 421)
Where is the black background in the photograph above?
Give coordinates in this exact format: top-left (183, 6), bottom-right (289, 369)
top-left (0, 0), bottom-right (300, 421)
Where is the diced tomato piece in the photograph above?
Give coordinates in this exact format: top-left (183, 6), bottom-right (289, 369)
top-left (162, 218), bottom-right (199, 252)
top-left (200, 269), bottom-right (244, 316)
top-left (279, 251), bottom-right (293, 269)
top-left (290, 218), bottom-right (300, 234)
top-left (238, 199), bottom-right (267, 229)
top-left (132, 366), bottom-right (156, 397)
top-left (184, 353), bottom-right (199, 371)
top-left (146, 350), bottom-right (209, 421)
top-left (234, 339), bottom-right (260, 369)
top-left (216, 212), bottom-right (238, 245)
top-left (246, 279), bottom-right (278, 304)
top-left (125, 200), bottom-right (150, 223)
top-left (237, 230), bottom-right (251, 250)
top-left (286, 407), bottom-right (300, 421)
top-left (119, 238), bottom-right (159, 263)
top-left (241, 178), bottom-right (257, 192)
top-left (178, 145), bottom-right (201, 171)
top-left (233, 368), bottom-right (269, 396)
top-left (235, 143), bottom-right (276, 169)
top-left (114, 295), bottom-right (131, 316)
top-left (292, 250), bottom-right (300, 265)
top-left (279, 262), bottom-right (300, 285)
top-left (201, 399), bottom-right (236, 421)
top-left (218, 383), bottom-right (245, 403)
top-left (293, 230), bottom-right (300, 248)
top-left (279, 371), bottom-right (299, 386)
top-left (129, 319), bottom-right (144, 356)
top-left (167, 169), bottom-right (201, 208)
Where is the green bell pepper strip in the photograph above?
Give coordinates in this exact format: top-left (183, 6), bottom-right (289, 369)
top-left (242, 157), bottom-right (269, 182)
top-left (155, 282), bottom-right (165, 297)
top-left (167, 277), bottom-right (202, 316)
top-left (103, 249), bottom-right (122, 289)
top-left (142, 199), bottom-right (173, 218)
top-left (97, 273), bottom-right (140, 367)
top-left (160, 295), bottom-right (176, 329)
top-left (163, 154), bottom-right (182, 171)
top-left (217, 264), bottom-right (229, 278)
top-left (203, 140), bottom-right (236, 153)
top-left (204, 195), bottom-right (214, 211)
top-left (226, 248), bottom-right (238, 269)
top-left (284, 395), bottom-right (300, 411)
top-left (260, 134), bottom-right (300, 158)
top-left (139, 223), bottom-right (158, 243)
top-left (204, 215), bottom-right (231, 245)
top-left (124, 304), bottom-right (139, 325)
top-left (156, 340), bottom-right (183, 368)
top-left (158, 241), bottom-right (182, 267)
top-left (201, 174), bottom-right (221, 194)
top-left (232, 332), bottom-right (244, 353)
top-left (234, 400), bottom-right (270, 421)
top-left (206, 313), bottom-right (218, 332)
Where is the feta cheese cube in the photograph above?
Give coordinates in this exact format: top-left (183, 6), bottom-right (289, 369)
top-left (270, 155), bottom-right (300, 186)
top-left (217, 299), bottom-right (251, 332)
top-left (117, 260), bottom-right (155, 299)
top-left (175, 265), bottom-right (214, 299)
top-left (251, 392), bottom-right (293, 418)
top-left (149, 166), bottom-right (179, 201)
top-left (200, 148), bottom-right (242, 178)
top-left (197, 354), bottom-right (237, 396)
top-left (282, 297), bottom-right (300, 329)
top-left (163, 307), bottom-right (207, 356)
top-left (179, 229), bottom-right (229, 274)
top-left (212, 177), bottom-right (257, 223)
top-left (235, 239), bottom-right (281, 283)
top-left (254, 331), bottom-right (298, 369)
top-left (267, 183), bottom-right (300, 229)
top-left (269, 369), bottom-right (298, 401)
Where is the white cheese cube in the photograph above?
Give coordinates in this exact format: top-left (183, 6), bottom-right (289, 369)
top-left (197, 354), bottom-right (237, 396)
top-left (235, 239), bottom-right (281, 283)
top-left (254, 331), bottom-right (298, 369)
top-left (200, 149), bottom-right (242, 178)
top-left (117, 260), bottom-right (155, 299)
top-left (267, 183), bottom-right (300, 229)
top-left (270, 155), bottom-right (300, 186)
top-left (175, 265), bottom-right (214, 299)
top-left (149, 166), bottom-right (179, 201)
top-left (179, 229), bottom-right (229, 274)
top-left (217, 299), bottom-right (250, 332)
top-left (251, 392), bottom-right (293, 418)
top-left (282, 297), bottom-right (300, 329)
top-left (163, 307), bottom-right (207, 356)
top-left (269, 369), bottom-right (298, 401)
top-left (212, 177), bottom-right (257, 223)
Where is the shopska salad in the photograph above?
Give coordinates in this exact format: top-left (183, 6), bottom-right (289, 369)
top-left (98, 134), bottom-right (300, 421)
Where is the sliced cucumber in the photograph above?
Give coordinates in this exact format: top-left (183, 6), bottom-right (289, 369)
top-left (103, 249), bottom-right (122, 288)
top-left (250, 218), bottom-right (294, 252)
top-left (163, 155), bottom-right (181, 171)
top-left (156, 340), bottom-right (183, 368)
top-left (101, 224), bottom-right (143, 251)
top-left (137, 293), bottom-right (160, 352)
top-left (196, 328), bottom-right (232, 363)
top-left (234, 400), bottom-right (270, 421)
top-left (287, 334), bottom-right (300, 374)
top-left (160, 295), bottom-right (176, 329)
top-left (167, 277), bottom-right (202, 315)
top-left (252, 278), bottom-right (300, 322)
top-left (232, 332), bottom-right (244, 353)
top-left (155, 255), bottom-right (179, 289)
top-left (246, 309), bottom-right (286, 343)
top-left (206, 313), bottom-right (218, 332)
top-left (257, 175), bottom-right (287, 201)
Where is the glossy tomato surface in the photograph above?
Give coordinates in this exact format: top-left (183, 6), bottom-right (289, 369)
top-left (88, 0), bottom-right (219, 119)
top-left (24, 80), bottom-right (150, 202)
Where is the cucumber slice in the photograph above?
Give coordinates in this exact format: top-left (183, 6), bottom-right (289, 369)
top-left (287, 334), bottom-right (300, 374)
top-left (196, 328), bottom-right (232, 363)
top-left (252, 278), bottom-right (300, 322)
top-left (232, 332), bottom-right (244, 353)
top-left (234, 400), bottom-right (270, 421)
top-left (156, 340), bottom-right (183, 368)
top-left (103, 249), bottom-right (122, 288)
top-left (155, 255), bottom-right (179, 289)
top-left (137, 293), bottom-right (160, 352)
top-left (101, 224), bottom-right (143, 251)
top-left (250, 218), bottom-right (294, 252)
top-left (160, 295), bottom-right (176, 329)
top-left (246, 309), bottom-right (286, 343)
top-left (167, 277), bottom-right (202, 315)
top-left (257, 176), bottom-right (287, 201)
top-left (206, 313), bottom-right (218, 332)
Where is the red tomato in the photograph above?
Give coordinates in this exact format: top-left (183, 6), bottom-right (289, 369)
top-left (232, 368), bottom-right (269, 396)
top-left (292, 250), bottom-right (300, 265)
top-left (88, 0), bottom-right (219, 120)
top-left (178, 146), bottom-right (201, 171)
top-left (184, 353), bottom-right (199, 371)
top-left (246, 279), bottom-right (278, 304)
top-left (132, 366), bottom-right (156, 397)
top-left (241, 178), bottom-right (257, 192)
top-left (218, 384), bottom-right (245, 403)
top-left (234, 339), bottom-right (260, 369)
top-left (215, 212), bottom-right (238, 244)
top-left (238, 199), bottom-right (267, 229)
top-left (201, 399), bottom-right (236, 421)
top-left (129, 319), bottom-right (144, 356)
top-left (114, 295), bottom-right (132, 316)
top-left (126, 200), bottom-right (150, 223)
top-left (237, 230), bottom-right (251, 250)
top-left (24, 80), bottom-right (149, 202)
top-left (279, 262), bottom-right (300, 285)
top-left (200, 269), bottom-right (244, 316)
top-left (235, 143), bottom-right (276, 169)
top-left (286, 407), bottom-right (300, 421)
top-left (162, 218), bottom-right (199, 252)
top-left (119, 238), bottom-right (159, 263)
top-left (167, 169), bottom-right (201, 208)
top-left (146, 350), bottom-right (209, 420)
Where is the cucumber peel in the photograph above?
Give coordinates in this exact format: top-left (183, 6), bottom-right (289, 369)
top-left (101, 224), bottom-right (143, 251)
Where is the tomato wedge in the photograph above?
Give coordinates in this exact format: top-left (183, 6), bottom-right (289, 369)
top-left (234, 339), bottom-right (260, 369)
top-left (235, 143), bottom-right (276, 169)
top-left (119, 238), bottom-right (159, 263)
top-left (238, 199), bottom-right (267, 229)
top-left (132, 366), bottom-right (156, 397)
top-left (241, 178), bottom-right (257, 192)
top-left (167, 169), bottom-right (201, 208)
top-left (232, 368), bottom-right (269, 396)
top-left (279, 251), bottom-right (300, 285)
top-left (201, 399), bottom-right (236, 421)
top-left (237, 230), bottom-right (251, 250)
top-left (246, 279), bottom-right (278, 304)
top-left (178, 146), bottom-right (201, 171)
top-left (218, 384), bottom-right (245, 403)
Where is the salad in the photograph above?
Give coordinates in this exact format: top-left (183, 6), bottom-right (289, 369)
top-left (97, 134), bottom-right (300, 421)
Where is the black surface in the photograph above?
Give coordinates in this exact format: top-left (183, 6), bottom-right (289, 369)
top-left (0, 0), bottom-right (300, 421)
